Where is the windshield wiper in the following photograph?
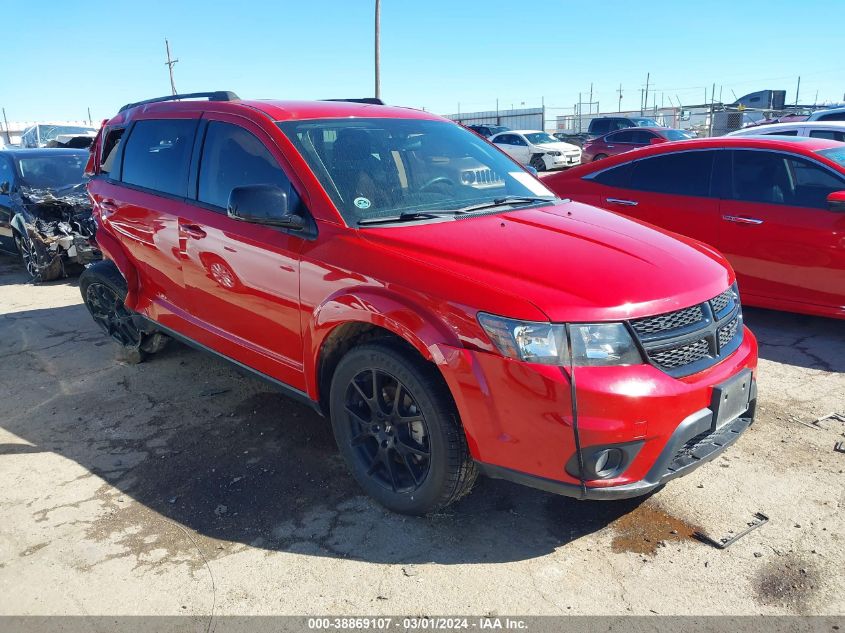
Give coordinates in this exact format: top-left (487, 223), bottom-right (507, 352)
top-left (451, 195), bottom-right (557, 214)
top-left (356, 196), bottom-right (556, 226)
top-left (357, 210), bottom-right (464, 226)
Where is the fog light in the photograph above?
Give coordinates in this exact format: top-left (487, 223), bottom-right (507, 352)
top-left (593, 448), bottom-right (624, 478)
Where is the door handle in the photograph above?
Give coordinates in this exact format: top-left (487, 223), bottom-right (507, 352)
top-left (180, 223), bottom-right (207, 239)
top-left (606, 145), bottom-right (615, 148)
top-left (606, 197), bottom-right (638, 207)
top-left (722, 215), bottom-right (764, 225)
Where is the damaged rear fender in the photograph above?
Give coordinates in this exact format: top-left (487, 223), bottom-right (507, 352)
top-left (93, 228), bottom-right (141, 310)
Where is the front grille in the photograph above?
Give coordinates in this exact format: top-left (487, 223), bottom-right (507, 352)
top-left (718, 317), bottom-right (740, 348)
top-left (710, 287), bottom-right (738, 318)
top-left (629, 283), bottom-right (743, 378)
top-left (631, 304), bottom-right (704, 335)
top-left (651, 339), bottom-right (710, 369)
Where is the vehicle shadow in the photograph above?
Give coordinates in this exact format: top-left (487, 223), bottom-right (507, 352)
top-left (743, 307), bottom-right (844, 373)
top-left (0, 251), bottom-right (83, 288)
top-left (0, 301), bottom-right (647, 565)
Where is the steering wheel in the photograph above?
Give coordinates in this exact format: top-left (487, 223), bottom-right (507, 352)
top-left (419, 176), bottom-right (456, 193)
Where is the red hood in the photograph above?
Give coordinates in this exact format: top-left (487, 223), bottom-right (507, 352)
top-left (360, 201), bottom-right (734, 322)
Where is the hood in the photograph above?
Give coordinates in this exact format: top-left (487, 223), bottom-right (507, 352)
top-left (360, 201), bottom-right (733, 322)
top-left (536, 141), bottom-right (580, 153)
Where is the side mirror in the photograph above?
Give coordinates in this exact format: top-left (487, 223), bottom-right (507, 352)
top-left (649, 137), bottom-right (667, 145)
top-left (227, 184), bottom-right (305, 230)
top-left (525, 165), bottom-right (539, 177)
top-left (0, 181), bottom-right (9, 194)
top-left (827, 190), bottom-right (845, 212)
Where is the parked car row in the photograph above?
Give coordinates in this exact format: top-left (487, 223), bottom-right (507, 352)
top-left (3, 91), bottom-right (840, 520)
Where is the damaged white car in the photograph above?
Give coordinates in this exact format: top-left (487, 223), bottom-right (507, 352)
top-left (0, 148), bottom-right (100, 281)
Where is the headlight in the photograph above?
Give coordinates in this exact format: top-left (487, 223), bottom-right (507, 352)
top-left (546, 150), bottom-right (562, 156)
top-left (478, 314), bottom-right (643, 367)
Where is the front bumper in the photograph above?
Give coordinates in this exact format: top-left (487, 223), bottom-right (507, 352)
top-left (433, 326), bottom-right (758, 500)
top-left (545, 152), bottom-right (582, 170)
top-left (478, 403), bottom-right (755, 500)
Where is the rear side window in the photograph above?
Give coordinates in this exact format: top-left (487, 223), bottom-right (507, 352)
top-left (100, 128), bottom-right (125, 175)
top-left (121, 119), bottom-right (196, 196)
top-left (197, 121), bottom-right (299, 211)
top-left (809, 130), bottom-right (845, 142)
top-left (765, 130), bottom-right (798, 136)
top-left (590, 161), bottom-right (632, 188)
top-left (608, 130), bottom-right (635, 143)
top-left (630, 151), bottom-right (714, 197)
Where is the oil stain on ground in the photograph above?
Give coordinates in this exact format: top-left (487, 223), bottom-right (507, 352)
top-left (753, 554), bottom-right (821, 614)
top-left (609, 502), bottom-right (702, 555)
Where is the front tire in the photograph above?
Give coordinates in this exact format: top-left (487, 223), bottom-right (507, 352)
top-left (530, 155), bottom-right (547, 172)
top-left (592, 153), bottom-right (608, 161)
top-left (15, 231), bottom-right (62, 282)
top-left (329, 343), bottom-right (477, 515)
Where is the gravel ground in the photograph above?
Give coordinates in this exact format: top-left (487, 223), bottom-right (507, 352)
top-left (0, 254), bottom-right (843, 617)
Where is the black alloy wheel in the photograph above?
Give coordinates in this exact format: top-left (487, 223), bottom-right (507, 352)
top-left (329, 344), bottom-right (477, 515)
top-left (84, 281), bottom-right (142, 347)
top-left (344, 367), bottom-right (431, 493)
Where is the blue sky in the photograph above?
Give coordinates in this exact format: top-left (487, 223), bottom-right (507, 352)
top-left (2, 0), bottom-right (842, 123)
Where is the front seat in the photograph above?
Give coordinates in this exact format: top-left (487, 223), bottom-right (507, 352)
top-left (332, 129), bottom-right (395, 210)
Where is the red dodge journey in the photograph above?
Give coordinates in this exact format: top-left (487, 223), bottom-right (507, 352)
top-left (81, 92), bottom-right (758, 514)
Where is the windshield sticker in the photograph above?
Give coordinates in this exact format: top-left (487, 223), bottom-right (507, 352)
top-left (509, 172), bottom-right (554, 196)
top-left (354, 197), bottom-right (372, 210)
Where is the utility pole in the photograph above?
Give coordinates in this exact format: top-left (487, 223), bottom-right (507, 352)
top-left (374, 0), bottom-right (381, 100)
top-left (639, 89), bottom-right (644, 114)
top-left (795, 76), bottom-right (801, 106)
top-left (164, 38), bottom-right (178, 96)
top-left (643, 73), bottom-right (650, 117)
top-left (617, 83), bottom-right (623, 112)
top-left (588, 83), bottom-right (593, 116)
top-left (1, 108), bottom-right (11, 144)
top-left (87, 107), bottom-right (92, 126)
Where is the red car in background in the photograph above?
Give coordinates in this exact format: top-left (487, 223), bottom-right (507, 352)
top-left (582, 127), bottom-right (695, 162)
top-left (544, 136), bottom-right (845, 319)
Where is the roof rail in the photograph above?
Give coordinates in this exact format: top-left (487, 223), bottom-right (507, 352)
top-left (323, 98), bottom-right (385, 105)
top-left (118, 91), bottom-right (240, 113)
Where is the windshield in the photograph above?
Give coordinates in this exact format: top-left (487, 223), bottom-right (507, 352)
top-left (633, 118), bottom-right (659, 127)
top-left (278, 118), bottom-right (557, 225)
top-left (818, 147), bottom-right (845, 169)
top-left (663, 129), bottom-right (694, 141)
top-left (37, 125), bottom-right (95, 142)
top-left (524, 132), bottom-right (560, 145)
top-left (18, 154), bottom-right (88, 189)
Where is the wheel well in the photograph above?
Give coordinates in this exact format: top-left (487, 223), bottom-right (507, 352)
top-left (317, 323), bottom-right (422, 416)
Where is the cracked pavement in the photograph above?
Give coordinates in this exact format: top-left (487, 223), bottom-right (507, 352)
top-left (0, 255), bottom-right (843, 616)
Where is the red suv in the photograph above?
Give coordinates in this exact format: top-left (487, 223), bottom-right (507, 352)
top-left (81, 92), bottom-right (758, 515)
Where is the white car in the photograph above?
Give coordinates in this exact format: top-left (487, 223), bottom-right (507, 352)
top-left (727, 121), bottom-right (845, 142)
top-left (489, 130), bottom-right (581, 171)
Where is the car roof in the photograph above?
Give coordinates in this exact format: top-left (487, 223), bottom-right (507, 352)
top-left (808, 106), bottom-right (845, 120)
top-left (729, 121), bottom-right (845, 135)
top-left (505, 130), bottom-right (546, 135)
top-left (565, 135), bottom-right (844, 174)
top-left (0, 147), bottom-right (90, 159)
top-left (113, 98), bottom-right (445, 124)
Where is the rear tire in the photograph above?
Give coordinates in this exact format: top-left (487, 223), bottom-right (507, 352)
top-left (592, 153), bottom-right (608, 162)
top-left (329, 343), bottom-right (477, 515)
top-left (79, 261), bottom-right (168, 360)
